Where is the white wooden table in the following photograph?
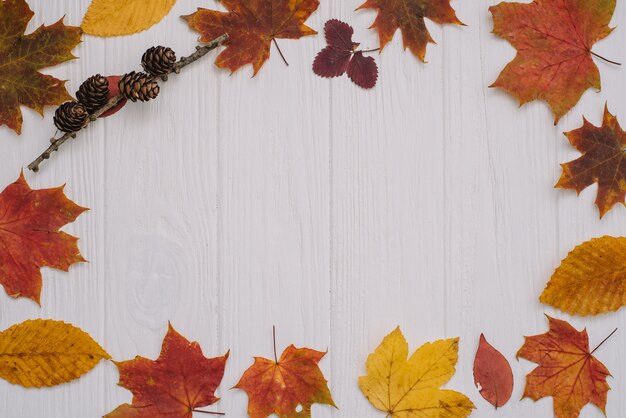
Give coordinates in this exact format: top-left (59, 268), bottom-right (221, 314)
top-left (2, 1), bottom-right (626, 417)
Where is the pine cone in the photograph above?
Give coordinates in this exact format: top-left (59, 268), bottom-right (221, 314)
top-left (142, 46), bottom-right (177, 77)
top-left (76, 74), bottom-right (109, 114)
top-left (118, 71), bottom-right (160, 102)
top-left (54, 102), bottom-right (88, 133)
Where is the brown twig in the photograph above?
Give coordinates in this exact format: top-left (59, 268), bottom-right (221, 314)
top-left (28, 33), bottom-right (229, 173)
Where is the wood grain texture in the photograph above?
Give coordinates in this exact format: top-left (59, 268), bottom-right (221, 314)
top-left (0, 0), bottom-right (625, 417)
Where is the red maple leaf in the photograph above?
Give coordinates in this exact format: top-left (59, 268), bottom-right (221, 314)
top-left (517, 316), bottom-right (614, 418)
top-left (105, 323), bottom-right (229, 417)
top-left (235, 329), bottom-right (335, 417)
top-left (0, 172), bottom-right (87, 304)
top-left (313, 19), bottom-right (378, 89)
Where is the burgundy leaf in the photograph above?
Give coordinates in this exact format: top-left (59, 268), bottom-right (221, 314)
top-left (324, 19), bottom-right (358, 51)
top-left (313, 47), bottom-right (352, 78)
top-left (347, 51), bottom-right (378, 89)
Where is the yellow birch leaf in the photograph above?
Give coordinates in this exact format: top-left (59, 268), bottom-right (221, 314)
top-left (359, 327), bottom-right (475, 417)
top-left (541, 236), bottom-right (626, 316)
top-left (81, 0), bottom-right (177, 37)
top-left (0, 319), bottom-right (110, 387)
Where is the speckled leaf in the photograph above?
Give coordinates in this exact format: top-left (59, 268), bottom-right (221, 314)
top-left (82, 0), bottom-right (177, 37)
top-left (0, 319), bottom-right (109, 387)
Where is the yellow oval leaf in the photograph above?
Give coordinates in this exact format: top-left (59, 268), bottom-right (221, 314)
top-left (541, 236), bottom-right (626, 316)
top-left (81, 0), bottom-right (177, 37)
top-left (0, 319), bottom-right (110, 387)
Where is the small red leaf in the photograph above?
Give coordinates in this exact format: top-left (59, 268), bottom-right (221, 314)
top-left (347, 51), bottom-right (378, 89)
top-left (325, 19), bottom-right (357, 51)
top-left (313, 47), bottom-right (352, 78)
top-left (100, 75), bottom-right (127, 118)
top-left (473, 334), bottom-right (513, 408)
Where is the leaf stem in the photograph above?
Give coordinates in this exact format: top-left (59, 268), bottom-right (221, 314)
top-left (273, 325), bottom-right (278, 364)
top-left (360, 48), bottom-right (380, 54)
top-left (27, 33), bottom-right (229, 173)
top-left (590, 328), bottom-right (618, 355)
top-left (590, 50), bottom-right (622, 66)
top-left (272, 38), bottom-right (289, 67)
top-left (192, 410), bottom-right (225, 415)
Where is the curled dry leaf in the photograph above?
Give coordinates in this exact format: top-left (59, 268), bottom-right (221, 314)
top-left (106, 323), bottom-right (228, 417)
top-left (490, 0), bottom-right (617, 123)
top-left (357, 0), bottom-right (463, 62)
top-left (0, 319), bottom-right (109, 388)
top-left (473, 334), bottom-right (513, 408)
top-left (82, 0), bottom-right (177, 37)
top-left (557, 104), bottom-right (626, 217)
top-left (235, 343), bottom-right (335, 417)
top-left (183, 0), bottom-right (319, 76)
top-left (0, 0), bottom-right (81, 134)
top-left (313, 20), bottom-right (378, 89)
top-left (359, 327), bottom-right (475, 417)
top-left (541, 236), bottom-right (626, 315)
top-left (518, 316), bottom-right (612, 418)
top-left (0, 172), bottom-right (87, 304)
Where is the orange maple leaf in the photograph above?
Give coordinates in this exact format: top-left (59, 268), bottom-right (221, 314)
top-left (0, 172), bottom-right (87, 304)
top-left (357, 0), bottom-right (463, 62)
top-left (183, 0), bottom-right (319, 76)
top-left (0, 0), bottom-right (82, 134)
top-left (517, 316), bottom-right (613, 418)
top-left (106, 323), bottom-right (229, 418)
top-left (556, 104), bottom-right (626, 217)
top-left (490, 0), bottom-right (616, 123)
top-left (235, 335), bottom-right (336, 418)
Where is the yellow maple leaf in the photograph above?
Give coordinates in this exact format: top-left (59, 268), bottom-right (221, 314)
top-left (0, 319), bottom-right (110, 387)
top-left (541, 236), bottom-right (626, 316)
top-left (359, 327), bottom-right (475, 417)
top-left (82, 0), bottom-right (177, 37)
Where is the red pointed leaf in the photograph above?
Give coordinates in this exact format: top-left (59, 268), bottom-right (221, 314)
top-left (105, 324), bottom-right (229, 418)
top-left (313, 47), bottom-right (352, 78)
top-left (473, 334), bottom-right (513, 408)
top-left (99, 75), bottom-right (127, 118)
top-left (0, 172), bottom-right (87, 304)
top-left (347, 51), bottom-right (378, 89)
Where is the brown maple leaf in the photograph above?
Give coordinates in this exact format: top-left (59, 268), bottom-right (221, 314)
top-left (0, 0), bottom-right (82, 134)
top-left (517, 316), bottom-right (613, 418)
top-left (183, 0), bottom-right (319, 75)
top-left (105, 323), bottom-right (229, 418)
top-left (556, 104), bottom-right (626, 217)
top-left (0, 172), bottom-right (87, 304)
top-left (235, 329), bottom-right (335, 418)
top-left (357, 0), bottom-right (463, 62)
top-left (490, 0), bottom-right (617, 123)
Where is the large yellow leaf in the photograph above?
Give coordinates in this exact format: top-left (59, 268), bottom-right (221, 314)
top-left (81, 0), bottom-right (177, 36)
top-left (359, 327), bottom-right (475, 417)
top-left (0, 319), bottom-right (110, 387)
top-left (541, 236), bottom-right (626, 316)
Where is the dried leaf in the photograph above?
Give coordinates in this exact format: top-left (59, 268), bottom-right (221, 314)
top-left (0, 0), bottom-right (81, 134)
top-left (556, 104), bottom-right (626, 217)
top-left (490, 0), bottom-right (616, 123)
top-left (106, 323), bottom-right (228, 418)
top-left (82, 0), bottom-right (177, 37)
top-left (313, 20), bottom-right (378, 89)
top-left (359, 327), bottom-right (475, 417)
top-left (518, 316), bottom-right (612, 418)
top-left (473, 334), bottom-right (513, 408)
top-left (357, 0), bottom-right (463, 62)
top-left (541, 236), bottom-right (626, 315)
top-left (235, 344), bottom-right (335, 417)
top-left (0, 172), bottom-right (87, 304)
top-left (0, 319), bottom-right (109, 387)
top-left (183, 0), bottom-right (319, 76)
